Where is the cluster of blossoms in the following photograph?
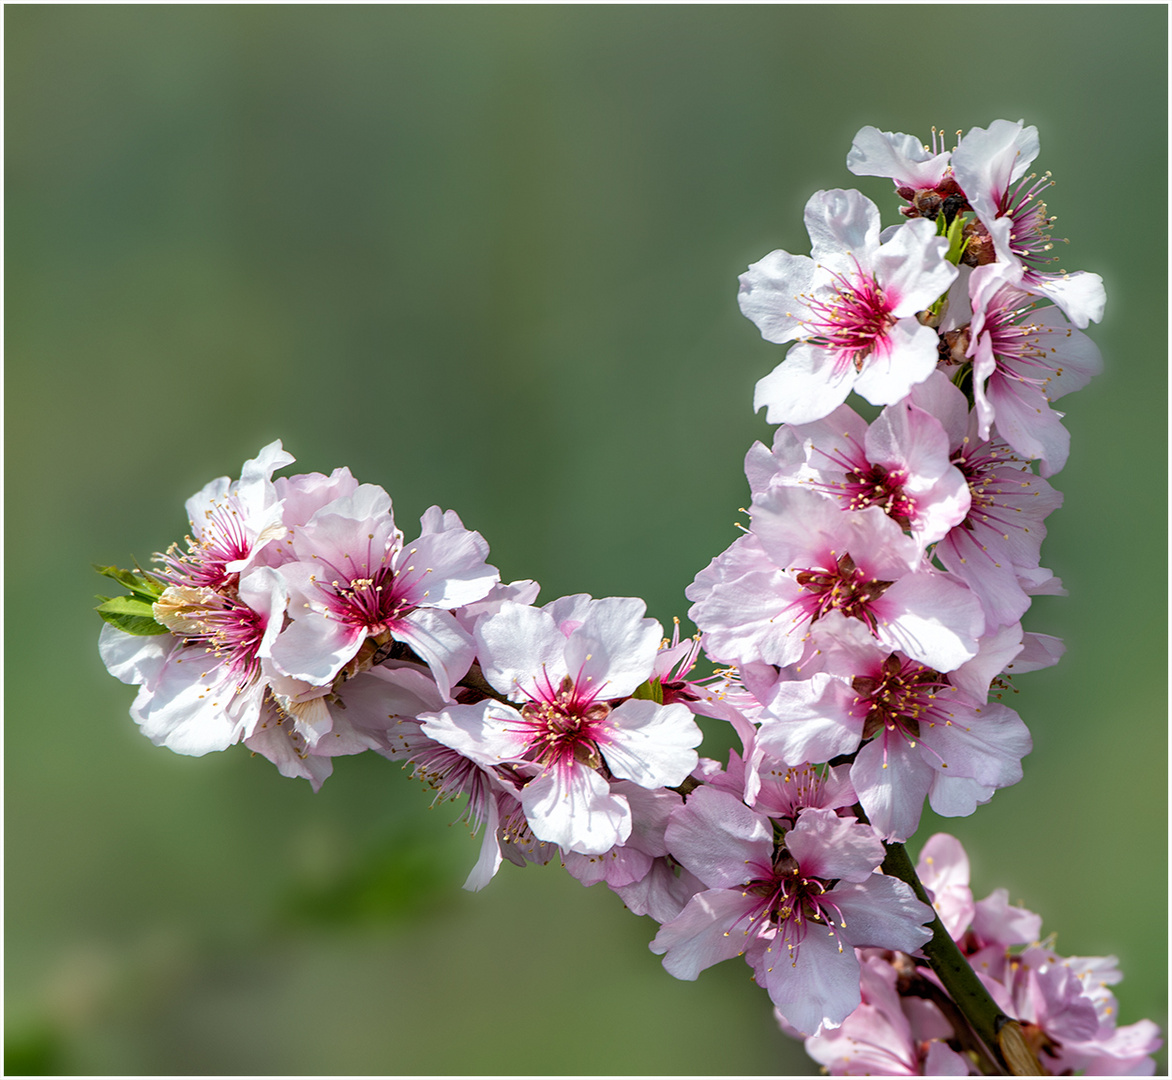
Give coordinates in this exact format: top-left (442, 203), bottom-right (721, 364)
top-left (98, 121), bottom-right (1159, 1075)
top-left (801, 834), bottom-right (1162, 1075)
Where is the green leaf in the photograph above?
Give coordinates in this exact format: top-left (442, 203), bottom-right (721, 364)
top-left (942, 212), bottom-right (969, 266)
top-left (92, 563), bottom-right (164, 602)
top-left (96, 609), bottom-right (170, 635)
top-left (630, 677), bottom-right (664, 704)
top-left (94, 595), bottom-right (169, 635)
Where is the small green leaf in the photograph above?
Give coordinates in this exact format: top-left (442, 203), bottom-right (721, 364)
top-left (96, 595), bottom-right (156, 618)
top-left (94, 594), bottom-right (169, 635)
top-left (942, 212), bottom-right (969, 266)
top-left (95, 608), bottom-right (170, 636)
top-left (631, 677), bottom-right (664, 704)
top-left (92, 563), bottom-right (164, 602)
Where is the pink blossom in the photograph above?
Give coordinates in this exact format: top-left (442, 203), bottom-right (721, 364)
top-left (688, 485), bottom-right (984, 674)
top-left (754, 634), bottom-right (1031, 841)
top-left (949, 120), bottom-right (1106, 329)
top-left (745, 397), bottom-right (971, 550)
top-left (914, 833), bottom-right (975, 942)
top-left (269, 488), bottom-right (498, 697)
top-left (419, 597), bottom-right (702, 855)
top-left (909, 371), bottom-right (1063, 628)
top-left (965, 264), bottom-right (1103, 477)
top-left (651, 790), bottom-right (933, 1034)
top-left (740, 189), bottom-right (956, 425)
top-left (155, 441), bottom-right (294, 591)
top-left (100, 565), bottom-right (289, 755)
top-left (802, 952), bottom-right (972, 1075)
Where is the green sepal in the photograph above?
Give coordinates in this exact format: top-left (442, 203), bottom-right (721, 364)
top-left (631, 677), bottom-right (664, 704)
top-left (93, 564), bottom-right (169, 634)
top-left (93, 563), bottom-right (165, 602)
top-left (94, 596), bottom-right (170, 635)
top-left (938, 211), bottom-right (970, 266)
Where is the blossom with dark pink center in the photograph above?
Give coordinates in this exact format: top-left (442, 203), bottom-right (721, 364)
top-left (99, 566), bottom-right (288, 755)
top-left (270, 488), bottom-right (498, 697)
top-left (688, 485), bottom-right (984, 674)
top-left (745, 398), bottom-right (970, 551)
top-left (755, 632), bottom-right (1031, 841)
top-left (650, 790), bottom-right (933, 1034)
top-left (965, 264), bottom-right (1103, 476)
top-left (155, 441), bottom-right (293, 591)
top-left (740, 189), bottom-right (956, 425)
top-left (909, 372), bottom-right (1064, 628)
top-left (950, 119), bottom-right (1105, 328)
top-left (420, 597), bottom-right (702, 855)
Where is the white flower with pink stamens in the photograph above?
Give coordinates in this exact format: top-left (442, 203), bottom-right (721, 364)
top-left (688, 485), bottom-right (984, 674)
top-left (745, 397), bottom-right (971, 551)
top-left (909, 372), bottom-right (1064, 628)
top-left (419, 597), bottom-right (702, 855)
top-left (650, 791), bottom-right (934, 1035)
top-left (99, 565), bottom-right (288, 755)
top-left (950, 119), bottom-right (1105, 328)
top-left (965, 264), bottom-right (1103, 477)
top-left (269, 487), bottom-right (498, 698)
top-left (156, 440), bottom-right (294, 591)
top-left (740, 188), bottom-right (957, 425)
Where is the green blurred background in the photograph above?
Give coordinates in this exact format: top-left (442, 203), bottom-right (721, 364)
top-left (6, 5), bottom-right (1166, 1074)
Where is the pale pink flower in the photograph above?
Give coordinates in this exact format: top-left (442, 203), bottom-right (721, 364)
top-left (909, 371), bottom-right (1063, 628)
top-left (966, 264), bottom-right (1103, 477)
top-left (802, 952), bottom-right (972, 1075)
top-left (745, 398), bottom-right (971, 550)
top-left (740, 189), bottom-right (956, 424)
top-left (754, 632), bottom-right (1031, 841)
top-left (419, 597), bottom-right (702, 855)
top-left (914, 832), bottom-right (975, 942)
top-left (100, 565), bottom-right (289, 756)
top-left (651, 790), bottom-right (933, 1034)
top-left (270, 489), bottom-right (498, 697)
top-left (950, 119), bottom-right (1105, 328)
top-left (688, 485), bottom-right (984, 674)
top-left (155, 441), bottom-right (294, 591)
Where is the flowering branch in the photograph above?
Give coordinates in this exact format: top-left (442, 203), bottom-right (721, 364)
top-left (95, 120), bottom-right (1160, 1075)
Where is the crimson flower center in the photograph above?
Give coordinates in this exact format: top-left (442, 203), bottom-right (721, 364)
top-left (328, 566), bottom-right (410, 631)
top-left (851, 654), bottom-right (952, 741)
top-left (745, 856), bottom-right (845, 966)
top-left (518, 675), bottom-right (611, 770)
top-left (841, 462), bottom-right (916, 527)
top-left (794, 552), bottom-right (893, 632)
top-left (805, 268), bottom-right (897, 373)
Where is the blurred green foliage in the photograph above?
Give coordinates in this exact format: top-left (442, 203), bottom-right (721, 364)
top-left (6, 5), bottom-right (1166, 1074)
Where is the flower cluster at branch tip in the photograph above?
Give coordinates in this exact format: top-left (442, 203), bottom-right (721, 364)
top-left (798, 833), bottom-right (1161, 1076)
top-left (97, 121), bottom-right (1158, 1074)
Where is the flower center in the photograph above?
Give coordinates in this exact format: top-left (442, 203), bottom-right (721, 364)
top-left (153, 585), bottom-right (266, 690)
top-left (840, 462), bottom-right (916, 527)
top-left (156, 500), bottom-right (253, 592)
top-left (518, 674), bottom-right (611, 770)
top-left (952, 439), bottom-right (1029, 535)
top-left (805, 267), bottom-right (897, 374)
top-left (750, 854), bottom-right (846, 967)
top-left (1000, 171), bottom-right (1062, 270)
top-left (794, 552), bottom-right (893, 631)
top-left (851, 653), bottom-right (953, 742)
top-left (326, 566), bottom-right (410, 632)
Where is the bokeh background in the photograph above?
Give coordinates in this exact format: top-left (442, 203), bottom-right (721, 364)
top-left (6, 5), bottom-right (1167, 1075)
